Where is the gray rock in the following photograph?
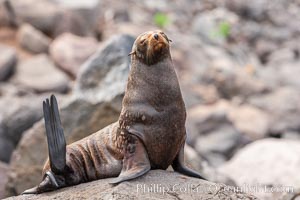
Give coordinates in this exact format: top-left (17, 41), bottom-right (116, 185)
top-left (54, 0), bottom-right (102, 35)
top-left (0, 44), bottom-right (17, 81)
top-left (52, 10), bottom-right (90, 37)
top-left (4, 170), bottom-right (257, 200)
top-left (224, 0), bottom-right (268, 20)
top-left (0, 138), bottom-right (14, 163)
top-left (259, 61), bottom-right (300, 90)
top-left (248, 87), bottom-right (300, 135)
top-left (75, 34), bottom-right (135, 103)
top-left (5, 34), bottom-right (134, 196)
top-left (201, 65), bottom-right (268, 99)
top-left (192, 8), bottom-right (238, 45)
top-left (185, 144), bottom-right (236, 186)
top-left (49, 33), bottom-right (98, 78)
top-left (13, 54), bottom-right (70, 93)
top-left (187, 100), bottom-right (231, 146)
top-left (0, 1), bottom-right (13, 27)
top-left (228, 104), bottom-right (270, 140)
top-left (195, 124), bottom-right (242, 166)
top-left (0, 161), bottom-right (8, 199)
top-left (219, 138), bottom-right (300, 200)
top-left (181, 84), bottom-right (219, 109)
top-left (186, 101), bottom-right (250, 167)
top-left (17, 24), bottom-right (51, 54)
top-left (280, 188), bottom-right (300, 200)
top-left (10, 0), bottom-right (62, 35)
top-left (267, 48), bottom-right (296, 66)
top-left (9, 0), bottom-right (100, 37)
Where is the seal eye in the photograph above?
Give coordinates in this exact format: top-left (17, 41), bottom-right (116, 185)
top-left (140, 39), bottom-right (146, 44)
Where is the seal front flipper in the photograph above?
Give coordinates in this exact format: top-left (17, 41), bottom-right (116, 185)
top-left (23, 95), bottom-right (67, 194)
top-left (109, 135), bottom-right (151, 184)
top-left (172, 142), bottom-right (207, 180)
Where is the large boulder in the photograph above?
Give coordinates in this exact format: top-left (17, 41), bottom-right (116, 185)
top-left (4, 170), bottom-right (256, 200)
top-left (10, 0), bottom-right (62, 35)
top-left (5, 34), bottom-right (135, 196)
top-left (219, 138), bottom-right (300, 200)
top-left (0, 44), bottom-right (17, 81)
top-left (49, 33), bottom-right (98, 78)
top-left (12, 54), bottom-right (70, 93)
top-left (74, 34), bottom-right (135, 103)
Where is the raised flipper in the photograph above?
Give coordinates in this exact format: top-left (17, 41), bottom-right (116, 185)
top-left (172, 141), bottom-right (207, 180)
top-left (44, 95), bottom-right (67, 174)
top-left (23, 95), bottom-right (67, 194)
top-left (109, 135), bottom-right (151, 184)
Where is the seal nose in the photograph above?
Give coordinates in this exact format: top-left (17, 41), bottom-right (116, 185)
top-left (153, 33), bottom-right (159, 40)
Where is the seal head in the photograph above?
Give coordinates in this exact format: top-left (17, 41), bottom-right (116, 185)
top-left (130, 30), bottom-right (172, 65)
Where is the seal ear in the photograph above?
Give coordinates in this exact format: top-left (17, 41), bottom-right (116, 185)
top-left (128, 51), bottom-right (136, 56)
top-left (109, 135), bottom-right (151, 184)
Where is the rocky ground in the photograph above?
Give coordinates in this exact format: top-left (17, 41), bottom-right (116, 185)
top-left (0, 0), bottom-right (300, 199)
top-left (4, 170), bottom-right (257, 200)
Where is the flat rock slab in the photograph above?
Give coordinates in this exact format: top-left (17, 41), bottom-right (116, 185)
top-left (5, 170), bottom-right (257, 200)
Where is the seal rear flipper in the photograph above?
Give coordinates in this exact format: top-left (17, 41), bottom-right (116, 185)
top-left (109, 135), bottom-right (151, 184)
top-left (22, 172), bottom-right (59, 194)
top-left (172, 142), bottom-right (207, 180)
top-left (43, 95), bottom-right (67, 174)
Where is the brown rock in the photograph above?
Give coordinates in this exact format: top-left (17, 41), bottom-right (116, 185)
top-left (219, 138), bottom-right (300, 200)
top-left (17, 24), bottom-right (51, 54)
top-left (50, 33), bottom-right (98, 78)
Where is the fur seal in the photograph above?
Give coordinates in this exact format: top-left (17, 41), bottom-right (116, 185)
top-left (22, 30), bottom-right (206, 194)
